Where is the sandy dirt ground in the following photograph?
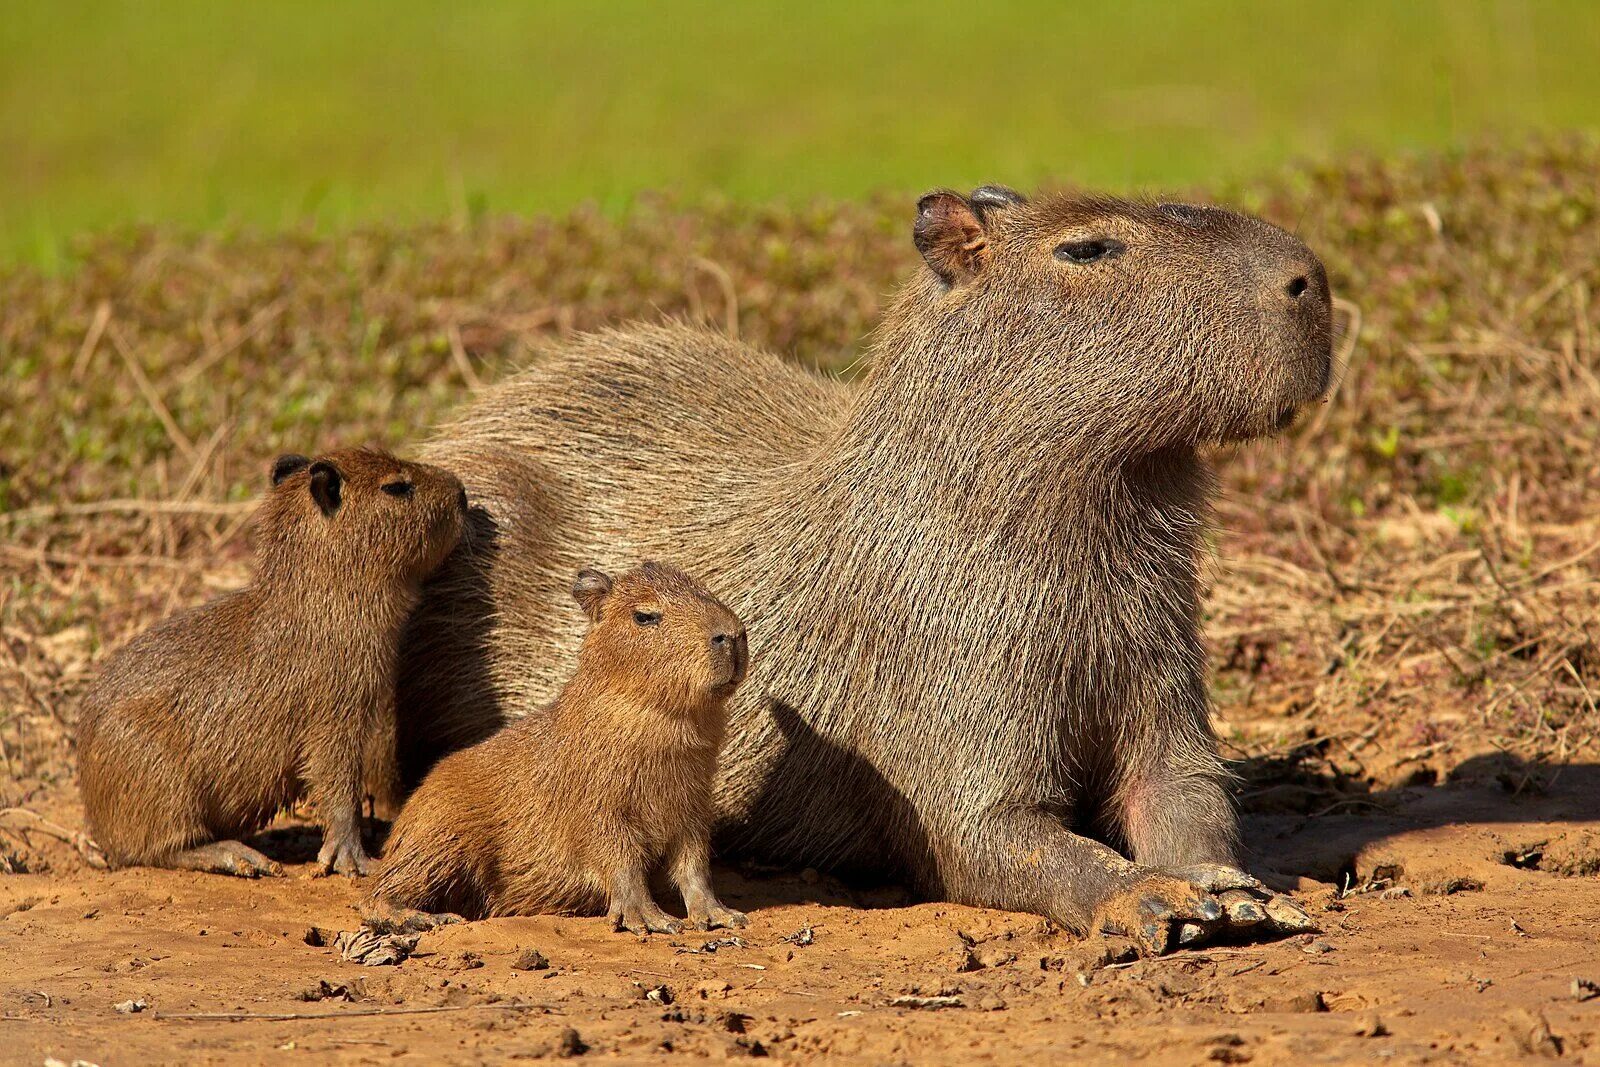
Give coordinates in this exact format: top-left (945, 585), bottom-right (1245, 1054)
top-left (4, 761), bottom-right (1600, 1066)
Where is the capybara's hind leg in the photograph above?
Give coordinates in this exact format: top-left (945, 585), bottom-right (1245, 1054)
top-left (359, 903), bottom-right (466, 933)
top-left (165, 840), bottom-right (282, 878)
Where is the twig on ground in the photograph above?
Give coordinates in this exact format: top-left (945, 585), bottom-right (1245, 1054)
top-left (108, 324), bottom-right (196, 461)
top-left (448, 324), bottom-right (484, 390)
top-left (71, 301), bottom-right (113, 380)
top-left (0, 807), bottom-right (107, 868)
top-left (158, 1002), bottom-right (550, 1022)
top-left (0, 500), bottom-right (254, 525)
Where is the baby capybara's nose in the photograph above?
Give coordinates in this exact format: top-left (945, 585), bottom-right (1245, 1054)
top-left (711, 628), bottom-right (749, 685)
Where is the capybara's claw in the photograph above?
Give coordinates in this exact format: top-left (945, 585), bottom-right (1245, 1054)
top-left (610, 906), bottom-right (683, 936)
top-left (1166, 863), bottom-right (1267, 894)
top-left (1262, 893), bottom-right (1318, 934)
top-left (1175, 865), bottom-right (1319, 939)
top-left (691, 905), bottom-right (748, 931)
top-left (1218, 888), bottom-right (1267, 926)
top-left (222, 849), bottom-right (283, 879)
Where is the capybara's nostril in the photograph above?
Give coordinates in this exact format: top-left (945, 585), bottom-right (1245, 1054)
top-left (1285, 275), bottom-right (1309, 299)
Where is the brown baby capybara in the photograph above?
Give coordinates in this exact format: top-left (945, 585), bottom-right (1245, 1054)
top-left (397, 186), bottom-right (1332, 954)
top-left (77, 448), bottom-right (467, 877)
top-left (372, 562), bottom-right (747, 932)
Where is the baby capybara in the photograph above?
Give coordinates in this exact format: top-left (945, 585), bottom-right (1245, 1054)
top-left (76, 448), bottom-right (467, 877)
top-left (372, 561), bottom-right (748, 932)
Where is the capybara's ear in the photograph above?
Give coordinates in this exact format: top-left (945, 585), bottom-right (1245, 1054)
top-left (914, 190), bottom-right (989, 286)
top-left (571, 568), bottom-right (613, 622)
top-left (969, 184), bottom-right (1027, 220)
top-left (308, 461), bottom-right (343, 517)
top-left (271, 453), bottom-right (311, 485)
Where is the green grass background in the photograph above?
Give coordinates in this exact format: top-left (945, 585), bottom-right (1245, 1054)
top-left (3, 0), bottom-right (1597, 265)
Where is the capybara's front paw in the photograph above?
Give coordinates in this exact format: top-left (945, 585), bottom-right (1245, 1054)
top-left (689, 903), bottom-right (748, 932)
top-left (609, 903), bottom-right (683, 936)
top-left (317, 836), bottom-right (371, 877)
top-left (1096, 864), bottom-right (1318, 956)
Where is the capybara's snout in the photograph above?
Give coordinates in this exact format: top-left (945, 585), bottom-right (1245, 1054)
top-left (1247, 223), bottom-right (1335, 406)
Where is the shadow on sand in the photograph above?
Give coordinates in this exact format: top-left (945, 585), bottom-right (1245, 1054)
top-left (1239, 747), bottom-right (1600, 886)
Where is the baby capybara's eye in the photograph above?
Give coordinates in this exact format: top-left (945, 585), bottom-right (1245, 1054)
top-left (633, 609), bottom-right (662, 627)
top-left (381, 481), bottom-right (414, 498)
top-left (1054, 239), bottom-right (1123, 264)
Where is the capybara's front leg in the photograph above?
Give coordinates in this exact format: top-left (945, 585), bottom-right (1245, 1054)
top-left (669, 833), bottom-right (747, 931)
top-left (606, 864), bottom-right (682, 936)
top-left (1114, 702), bottom-right (1240, 869)
top-left (306, 742), bottom-right (370, 877)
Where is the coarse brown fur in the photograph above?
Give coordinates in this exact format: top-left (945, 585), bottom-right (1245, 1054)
top-left (77, 448), bottom-right (467, 877)
top-left (373, 562), bottom-right (748, 932)
top-left (396, 187), bottom-right (1334, 953)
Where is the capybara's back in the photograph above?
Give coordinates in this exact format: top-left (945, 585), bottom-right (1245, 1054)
top-left (77, 593), bottom-right (298, 866)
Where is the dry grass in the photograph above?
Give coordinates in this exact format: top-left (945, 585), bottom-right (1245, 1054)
top-left (2, 138), bottom-right (1597, 817)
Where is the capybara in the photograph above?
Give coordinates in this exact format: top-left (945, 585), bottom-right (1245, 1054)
top-left (373, 562), bottom-right (747, 931)
top-left (397, 186), bottom-right (1332, 953)
top-left (77, 448), bottom-right (467, 877)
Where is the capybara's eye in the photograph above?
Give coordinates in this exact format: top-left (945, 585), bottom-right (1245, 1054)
top-left (381, 481), bottom-right (415, 498)
top-left (633, 609), bottom-right (662, 627)
top-left (1053, 239), bottom-right (1123, 265)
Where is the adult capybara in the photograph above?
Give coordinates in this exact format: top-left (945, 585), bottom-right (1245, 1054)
top-left (77, 448), bottom-right (467, 877)
top-left (397, 186), bottom-right (1332, 953)
top-left (373, 561), bottom-right (748, 931)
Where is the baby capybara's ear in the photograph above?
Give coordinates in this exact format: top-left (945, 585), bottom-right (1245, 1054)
top-left (571, 569), bottom-right (613, 623)
top-left (968, 184), bottom-right (1027, 217)
top-left (913, 190), bottom-right (990, 286)
top-left (308, 461), bottom-right (343, 517)
top-left (271, 454), bottom-right (311, 485)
